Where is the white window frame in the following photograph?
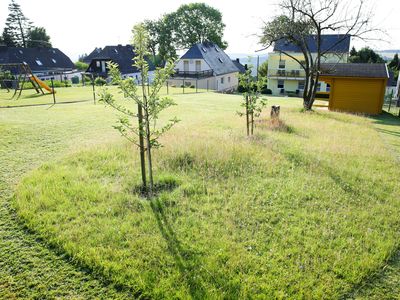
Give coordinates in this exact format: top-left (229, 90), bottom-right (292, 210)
top-left (298, 80), bottom-right (305, 90)
top-left (277, 80), bottom-right (284, 89)
top-left (278, 60), bottom-right (285, 69)
top-left (221, 77), bottom-right (224, 84)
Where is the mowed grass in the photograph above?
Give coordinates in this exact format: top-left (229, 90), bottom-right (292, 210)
top-left (9, 87), bottom-right (400, 298)
top-left (0, 84), bottom-right (205, 108)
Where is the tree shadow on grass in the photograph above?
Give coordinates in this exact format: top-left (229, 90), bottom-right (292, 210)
top-left (150, 197), bottom-right (208, 299)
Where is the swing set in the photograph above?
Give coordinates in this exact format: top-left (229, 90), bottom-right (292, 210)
top-left (0, 63), bottom-right (55, 99)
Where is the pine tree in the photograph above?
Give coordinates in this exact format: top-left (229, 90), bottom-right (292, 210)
top-left (2, 0), bottom-right (32, 47)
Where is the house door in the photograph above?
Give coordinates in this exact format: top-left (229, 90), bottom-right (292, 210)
top-left (184, 61), bottom-right (189, 72)
top-left (195, 60), bottom-right (201, 72)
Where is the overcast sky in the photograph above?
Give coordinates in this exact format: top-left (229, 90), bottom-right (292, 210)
top-left (0, 0), bottom-right (399, 61)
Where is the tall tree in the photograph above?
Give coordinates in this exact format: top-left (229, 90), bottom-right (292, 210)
top-left (349, 47), bottom-right (385, 63)
top-left (389, 53), bottom-right (400, 70)
top-left (260, 0), bottom-right (378, 110)
top-left (171, 3), bottom-right (227, 49)
top-left (2, 0), bottom-right (32, 47)
top-left (27, 27), bottom-right (52, 47)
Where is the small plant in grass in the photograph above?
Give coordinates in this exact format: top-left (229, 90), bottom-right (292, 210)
top-left (99, 23), bottom-right (178, 197)
top-left (94, 77), bottom-right (106, 86)
top-left (237, 65), bottom-right (267, 136)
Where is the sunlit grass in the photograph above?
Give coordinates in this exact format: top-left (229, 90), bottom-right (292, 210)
top-left (11, 92), bottom-right (400, 298)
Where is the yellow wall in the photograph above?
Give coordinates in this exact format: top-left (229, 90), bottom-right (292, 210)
top-left (267, 52), bottom-right (348, 95)
top-left (322, 77), bottom-right (387, 115)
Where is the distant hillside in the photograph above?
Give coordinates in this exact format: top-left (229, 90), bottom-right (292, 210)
top-left (376, 50), bottom-right (400, 61)
top-left (228, 54), bottom-right (268, 76)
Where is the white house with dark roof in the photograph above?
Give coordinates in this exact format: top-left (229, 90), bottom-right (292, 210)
top-left (168, 42), bottom-right (241, 92)
top-left (85, 45), bottom-right (156, 82)
top-left (0, 46), bottom-right (76, 80)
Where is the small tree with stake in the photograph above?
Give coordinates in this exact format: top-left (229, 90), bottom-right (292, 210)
top-left (99, 24), bottom-right (179, 197)
top-left (238, 65), bottom-right (267, 136)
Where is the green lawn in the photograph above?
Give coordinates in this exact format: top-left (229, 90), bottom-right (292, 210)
top-left (1, 86), bottom-right (400, 298)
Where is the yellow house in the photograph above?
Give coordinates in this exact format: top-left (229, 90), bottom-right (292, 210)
top-left (267, 35), bottom-right (350, 95)
top-left (320, 63), bottom-right (388, 115)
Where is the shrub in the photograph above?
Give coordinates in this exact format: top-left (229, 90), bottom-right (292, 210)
top-left (190, 85), bottom-right (195, 88)
top-left (94, 77), bottom-right (107, 86)
top-left (71, 76), bottom-right (80, 84)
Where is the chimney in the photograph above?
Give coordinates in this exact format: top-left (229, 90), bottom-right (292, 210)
top-left (236, 58), bottom-right (240, 63)
top-left (245, 64), bottom-right (248, 70)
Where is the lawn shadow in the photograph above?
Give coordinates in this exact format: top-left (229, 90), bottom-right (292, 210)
top-left (150, 197), bottom-right (208, 299)
top-left (369, 111), bottom-right (400, 127)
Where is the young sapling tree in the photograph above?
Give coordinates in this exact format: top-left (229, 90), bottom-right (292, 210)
top-left (99, 24), bottom-right (179, 196)
top-left (238, 65), bottom-right (267, 136)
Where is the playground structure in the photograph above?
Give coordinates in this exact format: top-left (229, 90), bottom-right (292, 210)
top-left (0, 63), bottom-right (55, 99)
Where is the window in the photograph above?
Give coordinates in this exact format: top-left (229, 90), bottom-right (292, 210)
top-left (114, 49), bottom-right (118, 54)
top-left (35, 60), bottom-right (43, 66)
top-left (19, 50), bottom-right (23, 54)
top-left (218, 58), bottom-right (224, 63)
top-left (326, 83), bottom-right (331, 92)
top-left (277, 80), bottom-right (284, 89)
top-left (298, 80), bottom-right (305, 90)
top-left (221, 77), bottom-right (224, 84)
top-left (52, 58), bottom-right (57, 63)
top-left (317, 82), bottom-right (321, 91)
top-left (278, 60), bottom-right (285, 69)
top-left (228, 76), bottom-right (231, 83)
top-left (195, 60), bottom-right (201, 72)
top-left (96, 61), bottom-right (101, 67)
top-left (215, 46), bottom-right (220, 52)
top-left (202, 47), bottom-right (207, 53)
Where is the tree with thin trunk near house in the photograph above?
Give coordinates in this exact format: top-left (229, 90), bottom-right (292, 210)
top-left (99, 24), bottom-right (179, 197)
top-left (238, 65), bottom-right (267, 136)
top-left (259, 0), bottom-right (380, 110)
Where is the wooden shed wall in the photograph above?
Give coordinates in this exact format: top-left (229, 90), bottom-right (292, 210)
top-left (325, 77), bottom-right (386, 115)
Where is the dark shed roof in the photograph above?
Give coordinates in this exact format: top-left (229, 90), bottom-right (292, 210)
top-left (87, 45), bottom-right (155, 74)
top-left (0, 46), bottom-right (74, 71)
top-left (274, 34), bottom-right (350, 53)
top-left (320, 63), bottom-right (389, 78)
top-left (181, 42), bottom-right (240, 76)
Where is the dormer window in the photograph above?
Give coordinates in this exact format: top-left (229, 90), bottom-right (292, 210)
top-left (36, 60), bottom-right (43, 66)
top-left (215, 46), bottom-right (220, 52)
top-left (52, 58), bottom-right (57, 63)
top-left (202, 47), bottom-right (207, 53)
top-left (218, 58), bottom-right (224, 63)
top-left (19, 50), bottom-right (23, 54)
top-left (114, 49), bottom-right (118, 54)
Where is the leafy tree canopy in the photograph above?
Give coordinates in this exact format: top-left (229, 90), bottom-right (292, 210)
top-left (349, 47), bottom-right (385, 63)
top-left (27, 27), bottom-right (52, 48)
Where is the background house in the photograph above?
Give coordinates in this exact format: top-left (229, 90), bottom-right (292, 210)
top-left (0, 46), bottom-right (76, 80)
top-left (85, 44), bottom-right (155, 82)
top-left (267, 34), bottom-right (351, 95)
top-left (168, 42), bottom-right (241, 92)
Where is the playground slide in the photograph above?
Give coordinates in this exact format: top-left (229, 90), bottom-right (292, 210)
top-left (30, 75), bottom-right (55, 94)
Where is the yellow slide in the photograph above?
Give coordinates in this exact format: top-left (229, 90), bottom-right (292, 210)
top-left (30, 75), bottom-right (56, 94)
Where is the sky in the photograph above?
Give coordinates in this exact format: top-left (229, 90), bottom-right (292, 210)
top-left (0, 0), bottom-right (399, 62)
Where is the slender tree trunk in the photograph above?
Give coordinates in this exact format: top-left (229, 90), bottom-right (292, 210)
top-left (246, 95), bottom-right (250, 136)
top-left (140, 78), bottom-right (154, 196)
top-left (137, 103), bottom-right (147, 190)
top-left (250, 97), bottom-right (254, 135)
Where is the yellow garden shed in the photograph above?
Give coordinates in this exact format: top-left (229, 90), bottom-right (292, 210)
top-left (319, 63), bottom-right (388, 115)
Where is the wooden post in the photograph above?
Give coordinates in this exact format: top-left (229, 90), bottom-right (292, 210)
top-left (91, 75), bottom-right (96, 104)
top-left (137, 103), bottom-right (147, 191)
top-left (246, 95), bottom-right (250, 136)
top-left (51, 78), bottom-right (56, 104)
top-left (207, 80), bottom-right (209, 92)
top-left (196, 79), bottom-right (198, 93)
top-left (183, 79), bottom-right (185, 94)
